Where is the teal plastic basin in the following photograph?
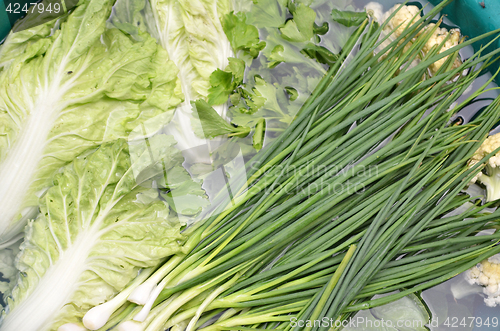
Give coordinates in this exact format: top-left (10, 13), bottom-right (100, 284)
top-left (0, 1), bottom-right (10, 41)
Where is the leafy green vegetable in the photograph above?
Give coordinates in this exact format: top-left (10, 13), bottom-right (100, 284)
top-left (151, 0), bottom-right (232, 99)
top-left (315, 0), bottom-right (363, 54)
top-left (207, 69), bottom-right (234, 105)
top-left (106, 9), bottom-right (500, 327)
top-left (332, 9), bottom-right (368, 27)
top-left (249, 77), bottom-right (290, 122)
top-left (284, 86), bottom-right (299, 101)
top-left (228, 74), bottom-right (306, 129)
top-left (313, 22), bottom-right (329, 35)
top-left (109, 0), bottom-right (159, 40)
top-left (150, 0), bottom-right (235, 163)
top-left (159, 166), bottom-right (211, 216)
top-left (331, 9), bottom-right (367, 27)
top-left (0, 19), bottom-right (55, 70)
top-left (207, 58), bottom-right (245, 105)
top-left (221, 12), bottom-right (266, 58)
top-left (196, 0), bottom-right (341, 154)
top-left (0, 137), bottom-right (193, 331)
top-left (226, 57), bottom-right (246, 82)
top-left (0, 0), bottom-right (183, 246)
top-left (252, 118), bottom-right (266, 151)
top-left (279, 4), bottom-right (317, 42)
top-left (245, 0), bottom-right (287, 28)
top-left (301, 43), bottom-right (339, 66)
top-left (193, 100), bottom-right (250, 139)
top-left (0, 242), bottom-right (20, 302)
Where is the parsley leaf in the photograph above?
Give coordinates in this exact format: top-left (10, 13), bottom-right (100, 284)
top-left (280, 4), bottom-right (316, 42)
top-left (192, 100), bottom-right (251, 138)
top-left (222, 12), bottom-right (266, 58)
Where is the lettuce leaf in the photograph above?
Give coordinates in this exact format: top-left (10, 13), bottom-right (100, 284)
top-left (148, 0), bottom-right (235, 163)
top-left (0, 137), bottom-right (189, 331)
top-left (0, 0), bottom-right (183, 246)
top-left (0, 242), bottom-right (20, 304)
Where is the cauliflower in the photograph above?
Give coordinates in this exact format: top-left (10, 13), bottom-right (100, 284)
top-left (365, 3), bottom-right (462, 76)
top-left (465, 254), bottom-right (500, 307)
top-left (383, 4), bottom-right (421, 37)
top-left (421, 24), bottom-right (462, 73)
top-left (468, 132), bottom-right (500, 202)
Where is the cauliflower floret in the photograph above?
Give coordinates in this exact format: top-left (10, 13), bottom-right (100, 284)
top-left (383, 4), bottom-right (421, 37)
top-left (468, 132), bottom-right (500, 201)
top-left (465, 253), bottom-right (500, 307)
top-left (366, 4), bottom-right (463, 77)
top-left (422, 25), bottom-right (462, 74)
top-left (365, 2), bottom-right (385, 23)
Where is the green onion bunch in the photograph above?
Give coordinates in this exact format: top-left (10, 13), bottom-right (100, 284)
top-left (83, 2), bottom-right (500, 330)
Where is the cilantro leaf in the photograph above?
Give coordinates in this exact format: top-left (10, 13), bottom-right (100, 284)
top-left (222, 12), bottom-right (266, 58)
top-left (208, 69), bottom-right (233, 105)
top-left (313, 22), bottom-right (329, 35)
top-left (192, 100), bottom-right (251, 138)
top-left (227, 57), bottom-right (246, 82)
top-left (285, 86), bottom-right (299, 101)
top-left (279, 4), bottom-right (316, 42)
top-left (246, 0), bottom-right (287, 28)
top-left (301, 43), bottom-right (339, 66)
top-left (229, 109), bottom-right (264, 128)
top-left (253, 118), bottom-right (266, 151)
top-left (264, 30), bottom-right (326, 70)
top-left (207, 58), bottom-right (246, 105)
top-left (331, 9), bottom-right (367, 27)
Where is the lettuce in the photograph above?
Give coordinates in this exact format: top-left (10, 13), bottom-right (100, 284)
top-left (0, 0), bottom-right (183, 246)
top-left (149, 0), bottom-right (234, 163)
top-left (0, 136), bottom-right (191, 331)
top-left (0, 242), bottom-right (20, 303)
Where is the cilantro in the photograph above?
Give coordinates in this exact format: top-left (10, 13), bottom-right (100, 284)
top-left (253, 118), bottom-right (266, 151)
top-left (192, 100), bottom-right (251, 139)
top-left (331, 9), bottom-right (367, 27)
top-left (313, 22), bottom-right (329, 35)
top-left (279, 4), bottom-right (316, 42)
top-left (246, 0), bottom-right (286, 28)
top-left (284, 86), bottom-right (299, 101)
top-left (207, 69), bottom-right (234, 105)
top-left (222, 12), bottom-right (266, 58)
top-left (227, 57), bottom-right (246, 82)
top-left (301, 43), bottom-right (339, 66)
top-left (207, 58), bottom-right (245, 105)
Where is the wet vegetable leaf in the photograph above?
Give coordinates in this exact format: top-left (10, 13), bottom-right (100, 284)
top-left (331, 9), bottom-right (367, 27)
top-left (193, 100), bottom-right (251, 138)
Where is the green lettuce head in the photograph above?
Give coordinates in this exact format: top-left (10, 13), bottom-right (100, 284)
top-left (0, 136), bottom-right (199, 331)
top-left (0, 0), bottom-right (183, 247)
